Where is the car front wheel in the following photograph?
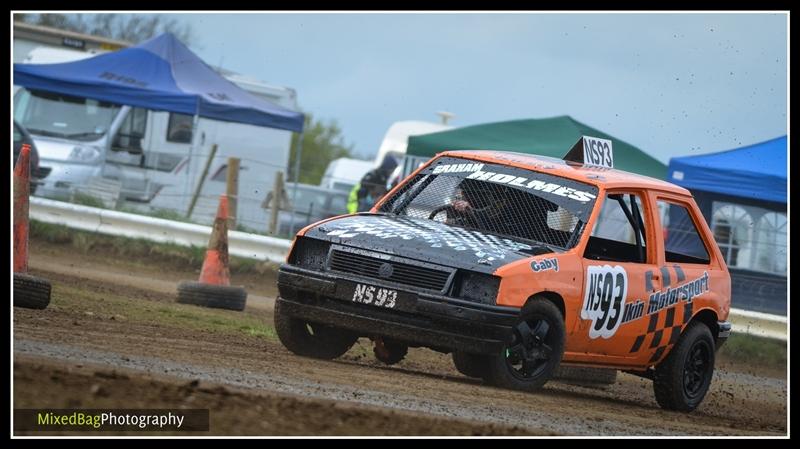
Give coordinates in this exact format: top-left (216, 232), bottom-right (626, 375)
top-left (483, 299), bottom-right (565, 392)
top-left (274, 300), bottom-right (358, 360)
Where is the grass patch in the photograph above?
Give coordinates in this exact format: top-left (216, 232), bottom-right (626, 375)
top-left (717, 333), bottom-right (786, 372)
top-left (51, 281), bottom-right (277, 342)
top-left (142, 208), bottom-right (194, 223)
top-left (30, 219), bottom-right (279, 275)
top-left (30, 220), bottom-right (74, 244)
top-left (235, 223), bottom-right (262, 234)
top-left (70, 192), bottom-right (108, 209)
top-left (114, 204), bottom-right (195, 224)
top-left (69, 194), bottom-right (248, 228)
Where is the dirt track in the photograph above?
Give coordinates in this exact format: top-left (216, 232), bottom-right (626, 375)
top-left (13, 241), bottom-right (788, 436)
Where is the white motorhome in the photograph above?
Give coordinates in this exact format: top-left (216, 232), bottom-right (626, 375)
top-left (373, 120), bottom-right (452, 186)
top-left (317, 122), bottom-right (452, 195)
top-left (319, 158), bottom-right (374, 193)
top-left (22, 46), bottom-right (104, 63)
top-left (13, 46), bottom-right (299, 229)
top-left (373, 120), bottom-right (451, 168)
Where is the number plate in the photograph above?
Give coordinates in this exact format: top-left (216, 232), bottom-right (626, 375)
top-left (351, 283), bottom-right (398, 309)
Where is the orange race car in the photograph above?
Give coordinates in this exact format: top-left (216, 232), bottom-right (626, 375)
top-left (275, 136), bottom-right (732, 412)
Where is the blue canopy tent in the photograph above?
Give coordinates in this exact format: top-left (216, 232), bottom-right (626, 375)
top-left (668, 136), bottom-right (787, 204)
top-left (14, 33), bottom-right (306, 215)
top-left (667, 136), bottom-right (787, 315)
top-left (13, 32), bottom-right (304, 132)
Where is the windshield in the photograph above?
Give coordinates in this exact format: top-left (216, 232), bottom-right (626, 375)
top-left (379, 156), bottom-right (599, 249)
top-left (13, 89), bottom-right (121, 141)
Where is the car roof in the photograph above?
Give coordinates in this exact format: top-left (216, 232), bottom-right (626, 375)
top-left (439, 150), bottom-right (690, 196)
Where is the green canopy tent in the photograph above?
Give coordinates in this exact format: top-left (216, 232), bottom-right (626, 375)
top-left (405, 115), bottom-right (666, 179)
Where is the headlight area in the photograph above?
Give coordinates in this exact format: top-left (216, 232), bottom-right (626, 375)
top-left (288, 237), bottom-right (331, 270)
top-left (68, 145), bottom-right (102, 164)
top-left (453, 271), bottom-right (500, 305)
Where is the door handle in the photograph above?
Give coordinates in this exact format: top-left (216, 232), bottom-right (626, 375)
top-left (649, 271), bottom-right (661, 292)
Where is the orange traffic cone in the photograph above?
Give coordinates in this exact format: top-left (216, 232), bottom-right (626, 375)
top-left (14, 144), bottom-right (31, 273)
top-left (198, 194), bottom-right (231, 286)
top-left (177, 194), bottom-right (247, 311)
top-left (13, 144), bottom-right (51, 310)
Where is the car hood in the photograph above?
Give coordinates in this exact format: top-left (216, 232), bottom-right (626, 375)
top-left (32, 136), bottom-right (82, 162)
top-left (32, 135), bottom-right (103, 162)
top-left (304, 213), bottom-right (554, 273)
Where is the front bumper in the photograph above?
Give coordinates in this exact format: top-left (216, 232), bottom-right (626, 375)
top-left (33, 161), bottom-right (101, 201)
top-left (277, 264), bottom-right (520, 354)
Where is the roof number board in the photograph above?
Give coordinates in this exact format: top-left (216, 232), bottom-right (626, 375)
top-left (564, 136), bottom-right (614, 169)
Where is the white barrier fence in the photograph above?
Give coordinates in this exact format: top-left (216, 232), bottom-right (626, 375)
top-left (30, 197), bottom-right (291, 264)
top-left (728, 308), bottom-right (787, 342)
top-left (29, 197), bottom-right (787, 341)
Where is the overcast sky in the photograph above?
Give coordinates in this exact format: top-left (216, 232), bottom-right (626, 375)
top-left (172, 12), bottom-right (786, 163)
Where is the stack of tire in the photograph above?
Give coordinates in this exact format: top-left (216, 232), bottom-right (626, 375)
top-left (14, 274), bottom-right (51, 310)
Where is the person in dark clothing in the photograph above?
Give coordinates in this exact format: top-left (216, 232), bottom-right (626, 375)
top-left (347, 156), bottom-right (399, 213)
top-left (447, 179), bottom-right (556, 242)
top-left (446, 179), bottom-right (509, 230)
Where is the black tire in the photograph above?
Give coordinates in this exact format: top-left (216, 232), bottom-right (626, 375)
top-left (14, 273), bottom-right (51, 310)
top-left (653, 321), bottom-right (715, 412)
top-left (452, 351), bottom-right (490, 378)
top-left (176, 281), bottom-right (247, 311)
top-left (483, 299), bottom-right (565, 392)
top-left (554, 366), bottom-right (618, 387)
top-left (274, 299), bottom-right (358, 360)
top-left (373, 338), bottom-right (408, 365)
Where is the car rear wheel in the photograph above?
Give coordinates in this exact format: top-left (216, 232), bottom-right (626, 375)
top-left (452, 351), bottom-right (489, 378)
top-left (274, 299), bottom-right (358, 360)
top-left (373, 338), bottom-right (408, 365)
top-left (653, 321), bottom-right (715, 412)
top-left (483, 299), bottom-right (565, 392)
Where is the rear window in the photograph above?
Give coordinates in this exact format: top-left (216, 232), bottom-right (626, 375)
top-left (659, 200), bottom-right (711, 264)
top-left (379, 156), bottom-right (598, 249)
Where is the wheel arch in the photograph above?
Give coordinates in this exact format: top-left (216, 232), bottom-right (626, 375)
top-left (688, 307), bottom-right (719, 337)
top-left (525, 291), bottom-right (566, 321)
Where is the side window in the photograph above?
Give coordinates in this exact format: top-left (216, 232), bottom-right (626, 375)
top-left (13, 124), bottom-right (23, 144)
top-left (167, 113), bottom-right (194, 143)
top-left (586, 193), bottom-right (647, 263)
top-left (113, 107), bottom-right (147, 152)
top-left (659, 200), bottom-right (711, 264)
top-left (13, 89), bottom-right (31, 122)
